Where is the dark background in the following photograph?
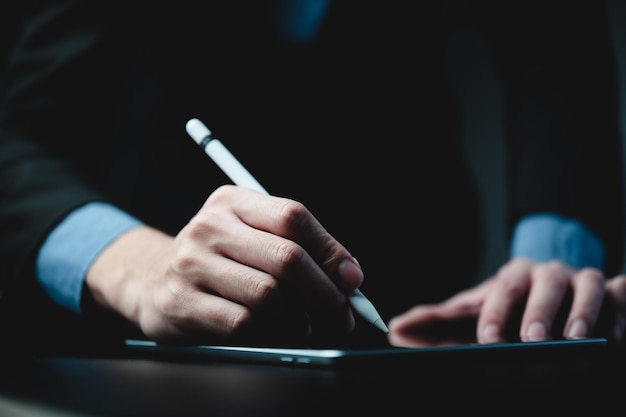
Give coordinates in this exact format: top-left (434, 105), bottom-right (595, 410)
top-left (1, 0), bottom-right (625, 281)
top-left (441, 0), bottom-right (626, 281)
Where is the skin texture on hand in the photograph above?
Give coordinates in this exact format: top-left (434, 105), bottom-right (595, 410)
top-left (388, 258), bottom-right (626, 347)
top-left (85, 185), bottom-right (364, 346)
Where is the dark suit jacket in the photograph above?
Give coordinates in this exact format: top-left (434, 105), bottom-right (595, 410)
top-left (0, 1), bottom-right (623, 350)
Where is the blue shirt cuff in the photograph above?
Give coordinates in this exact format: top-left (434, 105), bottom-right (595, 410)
top-left (510, 213), bottom-right (604, 270)
top-left (36, 202), bottom-right (144, 314)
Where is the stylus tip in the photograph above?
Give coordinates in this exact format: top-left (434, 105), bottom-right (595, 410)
top-left (374, 318), bottom-right (389, 334)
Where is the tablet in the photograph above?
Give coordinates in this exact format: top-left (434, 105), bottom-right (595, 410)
top-left (123, 337), bottom-right (607, 368)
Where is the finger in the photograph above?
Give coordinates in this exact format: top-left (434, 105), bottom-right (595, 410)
top-left (146, 286), bottom-right (311, 345)
top-left (518, 261), bottom-right (573, 342)
top-left (171, 247), bottom-right (285, 314)
top-left (174, 238), bottom-right (319, 342)
top-left (606, 275), bottom-right (626, 341)
top-left (562, 267), bottom-right (605, 339)
top-left (176, 211), bottom-right (289, 312)
top-left (476, 258), bottom-right (534, 344)
top-left (218, 186), bottom-right (363, 291)
top-left (388, 282), bottom-right (491, 345)
top-left (388, 305), bottom-right (447, 333)
top-left (606, 275), bottom-right (626, 307)
top-left (143, 289), bottom-right (254, 342)
top-left (197, 186), bottom-right (355, 335)
top-left (225, 222), bottom-right (353, 334)
top-left (389, 282), bottom-right (490, 330)
top-left (388, 305), bottom-right (477, 347)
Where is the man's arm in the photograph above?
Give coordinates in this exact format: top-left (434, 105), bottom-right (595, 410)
top-left (0, 1), bottom-right (131, 324)
top-left (35, 202), bottom-right (143, 314)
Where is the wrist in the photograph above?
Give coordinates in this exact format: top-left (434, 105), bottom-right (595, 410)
top-left (85, 226), bottom-right (173, 327)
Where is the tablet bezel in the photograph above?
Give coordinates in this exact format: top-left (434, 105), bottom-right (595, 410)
top-left (123, 337), bottom-right (608, 368)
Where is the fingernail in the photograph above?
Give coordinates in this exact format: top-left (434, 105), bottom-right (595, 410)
top-left (567, 319), bottom-right (588, 339)
top-left (338, 258), bottom-right (364, 289)
top-left (526, 322), bottom-right (547, 341)
top-left (480, 324), bottom-right (500, 344)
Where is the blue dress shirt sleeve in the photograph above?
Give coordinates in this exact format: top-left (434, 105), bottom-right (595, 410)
top-left (509, 213), bottom-right (605, 270)
top-left (36, 202), bottom-right (144, 314)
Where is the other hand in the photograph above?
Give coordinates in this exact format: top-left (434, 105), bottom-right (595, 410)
top-left (388, 258), bottom-right (611, 347)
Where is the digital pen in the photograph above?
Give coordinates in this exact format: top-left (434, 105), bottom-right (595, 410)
top-left (185, 117), bottom-right (389, 334)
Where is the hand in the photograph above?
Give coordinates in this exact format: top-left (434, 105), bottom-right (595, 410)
top-left (387, 258), bottom-right (607, 347)
top-left (85, 185), bottom-right (363, 345)
top-left (605, 274), bottom-right (626, 342)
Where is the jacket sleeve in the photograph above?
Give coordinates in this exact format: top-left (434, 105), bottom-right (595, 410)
top-left (0, 1), bottom-right (131, 317)
top-left (473, 0), bottom-right (625, 274)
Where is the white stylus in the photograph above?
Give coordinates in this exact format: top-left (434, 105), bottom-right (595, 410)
top-left (185, 118), bottom-right (389, 333)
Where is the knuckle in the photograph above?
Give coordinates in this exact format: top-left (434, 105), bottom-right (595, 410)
top-left (248, 275), bottom-right (280, 307)
top-left (274, 199), bottom-right (309, 230)
top-left (224, 308), bottom-right (254, 337)
top-left (610, 275), bottom-right (626, 294)
top-left (542, 259), bottom-right (567, 273)
top-left (273, 240), bottom-right (307, 273)
top-left (208, 184), bottom-right (236, 202)
top-left (499, 258), bottom-right (532, 275)
top-left (188, 210), bottom-right (223, 238)
top-left (170, 246), bottom-right (196, 275)
top-left (532, 261), bottom-right (569, 284)
top-left (155, 281), bottom-right (191, 319)
top-left (494, 272), bottom-right (528, 296)
top-left (578, 267), bottom-right (605, 284)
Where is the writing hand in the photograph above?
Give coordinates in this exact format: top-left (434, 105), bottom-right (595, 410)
top-left (85, 185), bottom-right (363, 345)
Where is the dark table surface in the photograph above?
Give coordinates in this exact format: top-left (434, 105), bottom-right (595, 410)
top-left (1, 338), bottom-right (625, 417)
top-left (0, 338), bottom-right (626, 417)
